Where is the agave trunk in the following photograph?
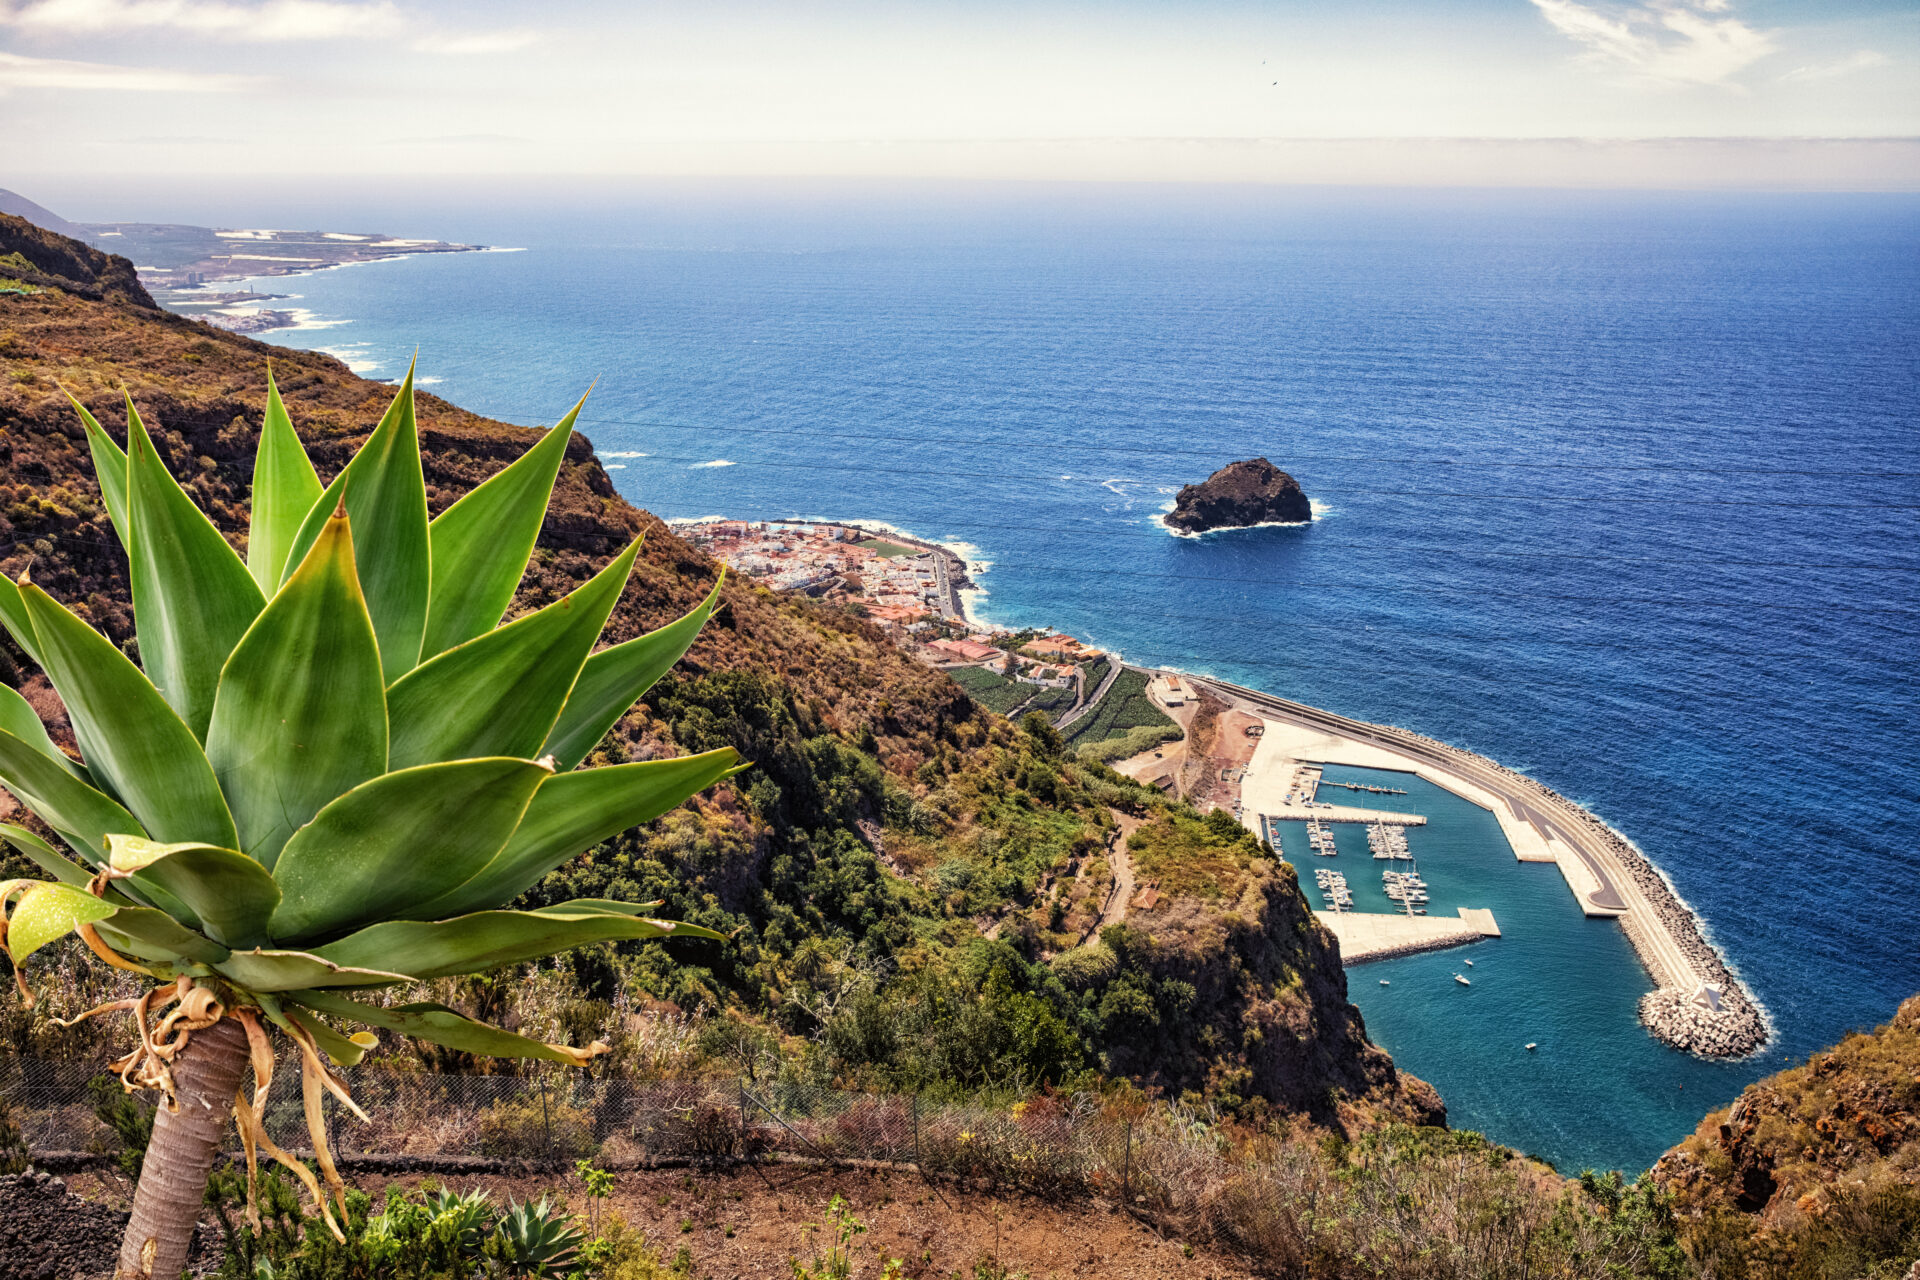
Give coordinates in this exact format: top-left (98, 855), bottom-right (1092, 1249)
top-left (117, 1017), bottom-right (250, 1280)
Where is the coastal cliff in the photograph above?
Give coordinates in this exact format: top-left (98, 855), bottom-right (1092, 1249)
top-left (0, 213), bottom-right (1436, 1129)
top-left (1654, 993), bottom-right (1920, 1275)
top-left (1092, 815), bottom-right (1445, 1126)
top-left (0, 212), bottom-right (153, 308)
top-left (1164, 457), bottom-right (1311, 534)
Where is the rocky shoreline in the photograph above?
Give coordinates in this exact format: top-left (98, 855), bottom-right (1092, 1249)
top-left (1397, 726), bottom-right (1769, 1059)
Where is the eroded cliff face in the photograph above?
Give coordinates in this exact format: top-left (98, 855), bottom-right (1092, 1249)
top-left (1655, 993), bottom-right (1920, 1224)
top-left (1163, 457), bottom-right (1311, 534)
top-left (1103, 863), bottom-right (1445, 1129)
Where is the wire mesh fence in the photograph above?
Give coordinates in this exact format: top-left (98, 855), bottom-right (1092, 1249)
top-left (2, 1055), bottom-right (1145, 1193)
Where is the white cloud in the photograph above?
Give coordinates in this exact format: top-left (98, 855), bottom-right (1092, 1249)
top-left (1779, 50), bottom-right (1889, 84)
top-left (2, 0), bottom-right (403, 41)
top-left (412, 27), bottom-right (541, 56)
top-left (1530, 0), bottom-right (1777, 87)
top-left (0, 48), bottom-right (253, 89)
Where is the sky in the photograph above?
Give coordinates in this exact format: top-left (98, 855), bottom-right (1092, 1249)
top-left (2, 0), bottom-right (1917, 188)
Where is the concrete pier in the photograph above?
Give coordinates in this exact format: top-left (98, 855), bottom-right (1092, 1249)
top-left (1259, 803), bottom-right (1428, 826)
top-left (1317, 907), bottom-right (1501, 963)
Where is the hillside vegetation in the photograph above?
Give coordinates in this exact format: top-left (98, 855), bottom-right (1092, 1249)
top-left (0, 216), bottom-right (1433, 1131)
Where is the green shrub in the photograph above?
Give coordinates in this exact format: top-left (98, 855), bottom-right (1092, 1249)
top-left (88, 1074), bottom-right (154, 1181)
top-left (1073, 724), bottom-right (1181, 763)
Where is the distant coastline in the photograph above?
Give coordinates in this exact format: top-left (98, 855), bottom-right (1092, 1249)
top-left (84, 222), bottom-right (489, 335)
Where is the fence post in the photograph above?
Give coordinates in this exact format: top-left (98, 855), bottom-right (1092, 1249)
top-left (910, 1093), bottom-right (920, 1169)
top-left (1123, 1118), bottom-right (1133, 1201)
top-left (739, 1079), bottom-right (749, 1165)
top-left (540, 1075), bottom-right (553, 1164)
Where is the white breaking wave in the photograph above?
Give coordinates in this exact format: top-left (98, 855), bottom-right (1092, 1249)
top-left (690, 459), bottom-right (735, 469)
top-left (601, 450), bottom-right (650, 458)
top-left (1156, 494), bottom-right (1315, 539)
top-left (317, 343), bottom-right (380, 374)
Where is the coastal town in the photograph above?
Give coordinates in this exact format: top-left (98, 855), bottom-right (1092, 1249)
top-left (676, 518), bottom-right (1113, 715)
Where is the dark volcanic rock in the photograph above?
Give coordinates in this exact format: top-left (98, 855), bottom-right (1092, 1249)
top-left (0, 211), bottom-right (155, 309)
top-left (1164, 458), bottom-right (1310, 534)
top-left (0, 1169), bottom-right (220, 1278)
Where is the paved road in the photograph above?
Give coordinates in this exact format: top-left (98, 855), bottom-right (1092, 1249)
top-left (1055, 659), bottom-right (1123, 731)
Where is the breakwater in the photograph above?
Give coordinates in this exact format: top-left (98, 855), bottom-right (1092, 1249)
top-left (1191, 673), bottom-right (1769, 1059)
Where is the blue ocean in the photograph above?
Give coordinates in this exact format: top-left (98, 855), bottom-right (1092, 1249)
top-left (200, 183), bottom-right (1916, 1175)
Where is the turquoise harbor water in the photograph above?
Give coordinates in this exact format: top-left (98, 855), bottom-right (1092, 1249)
top-left (114, 182), bottom-right (1918, 1174)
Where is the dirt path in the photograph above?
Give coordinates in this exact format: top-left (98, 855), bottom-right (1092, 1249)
top-left (1096, 810), bottom-right (1144, 932)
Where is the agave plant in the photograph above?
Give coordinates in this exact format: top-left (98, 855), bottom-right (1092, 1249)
top-left (491, 1195), bottom-right (586, 1280)
top-left (0, 367), bottom-right (740, 1280)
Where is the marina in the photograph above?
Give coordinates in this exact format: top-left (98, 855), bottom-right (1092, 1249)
top-left (1367, 821), bottom-right (1414, 860)
top-left (1215, 674), bottom-right (1766, 1059)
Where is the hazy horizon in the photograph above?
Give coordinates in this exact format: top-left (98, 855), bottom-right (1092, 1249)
top-left (3, 0), bottom-right (1916, 190)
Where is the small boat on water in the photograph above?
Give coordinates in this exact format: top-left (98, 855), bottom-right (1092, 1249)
top-left (1525, 1043), bottom-right (1537, 1051)
top-left (1379, 979), bottom-right (1390, 986)
top-left (1454, 974), bottom-right (1471, 986)
top-left (1463, 959), bottom-right (1473, 967)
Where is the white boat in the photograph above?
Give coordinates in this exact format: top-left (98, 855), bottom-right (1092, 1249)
top-left (1463, 959), bottom-right (1473, 967)
top-left (1379, 979), bottom-right (1390, 985)
top-left (1454, 974), bottom-right (1471, 986)
top-left (1525, 1043), bottom-right (1537, 1051)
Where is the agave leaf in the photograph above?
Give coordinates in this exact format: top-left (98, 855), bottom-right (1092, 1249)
top-left (1, 881), bottom-right (117, 965)
top-left (267, 756), bottom-right (552, 944)
top-left (0, 682), bottom-right (88, 784)
top-left (282, 365), bottom-right (430, 680)
top-left (543, 572), bottom-right (725, 770)
top-left (0, 726), bottom-right (144, 866)
top-left (1, 824), bottom-right (91, 888)
top-left (18, 581), bottom-right (238, 850)
top-left (384, 537), bottom-right (641, 771)
top-left (65, 392), bottom-right (129, 541)
top-left (409, 748), bottom-right (743, 919)
top-left (107, 834), bottom-right (280, 948)
top-left (273, 1003), bottom-right (377, 1068)
top-left (245, 370), bottom-right (324, 597)
top-left (207, 507), bottom-right (387, 869)
top-left (124, 397), bottom-right (267, 741)
top-left (212, 948), bottom-right (412, 992)
top-left (287, 989), bottom-right (608, 1066)
top-left (0, 576), bottom-right (42, 669)
top-left (315, 902), bottom-right (719, 979)
top-left (95, 907), bottom-right (231, 968)
top-left (421, 393), bottom-right (585, 659)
